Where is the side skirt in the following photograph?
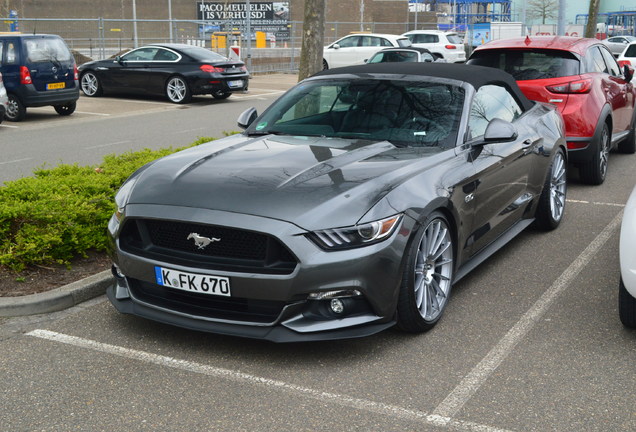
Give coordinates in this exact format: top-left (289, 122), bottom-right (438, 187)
top-left (454, 218), bottom-right (534, 284)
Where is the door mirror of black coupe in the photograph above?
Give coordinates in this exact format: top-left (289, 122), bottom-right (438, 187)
top-left (115, 56), bottom-right (123, 64)
top-left (238, 107), bottom-right (258, 130)
top-left (483, 118), bottom-right (518, 143)
top-left (624, 64), bottom-right (633, 83)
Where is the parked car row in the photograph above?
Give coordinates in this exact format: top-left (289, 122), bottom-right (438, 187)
top-left (322, 30), bottom-right (466, 69)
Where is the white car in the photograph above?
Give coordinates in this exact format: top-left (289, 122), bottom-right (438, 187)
top-left (603, 35), bottom-right (636, 57)
top-left (0, 72), bottom-right (8, 124)
top-left (619, 184), bottom-right (636, 328)
top-left (402, 30), bottom-right (466, 63)
top-left (322, 33), bottom-right (411, 69)
top-left (617, 41), bottom-right (636, 68)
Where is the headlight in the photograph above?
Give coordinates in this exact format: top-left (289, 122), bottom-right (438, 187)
top-left (307, 214), bottom-right (402, 250)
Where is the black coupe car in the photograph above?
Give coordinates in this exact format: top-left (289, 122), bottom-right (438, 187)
top-left (106, 63), bottom-right (567, 342)
top-left (78, 43), bottom-right (249, 103)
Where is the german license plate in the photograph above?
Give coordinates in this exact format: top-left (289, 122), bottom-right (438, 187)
top-left (228, 80), bottom-right (243, 88)
top-left (154, 266), bottom-right (231, 297)
top-left (47, 82), bottom-right (65, 90)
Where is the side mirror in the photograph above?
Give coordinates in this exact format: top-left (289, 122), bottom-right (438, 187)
top-left (332, 43), bottom-right (340, 50)
top-left (483, 118), bottom-right (518, 143)
top-left (624, 64), bottom-right (633, 83)
top-left (115, 56), bottom-right (124, 65)
top-left (237, 107), bottom-right (258, 130)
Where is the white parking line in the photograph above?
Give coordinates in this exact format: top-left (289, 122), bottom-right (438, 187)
top-left (0, 123), bottom-right (19, 128)
top-left (566, 198), bottom-right (625, 207)
top-left (84, 140), bottom-right (131, 150)
top-left (432, 209), bottom-right (623, 420)
top-left (27, 329), bottom-right (512, 432)
top-left (232, 90), bottom-right (285, 99)
top-left (75, 111), bottom-right (111, 116)
top-left (0, 157), bottom-right (33, 165)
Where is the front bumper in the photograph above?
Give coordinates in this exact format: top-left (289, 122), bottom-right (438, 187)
top-left (107, 204), bottom-right (411, 342)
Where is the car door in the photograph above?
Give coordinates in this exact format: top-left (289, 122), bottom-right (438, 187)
top-left (110, 47), bottom-right (158, 92)
top-left (146, 47), bottom-right (181, 94)
top-left (464, 84), bottom-right (540, 256)
top-left (599, 45), bottom-right (634, 134)
top-left (324, 35), bottom-right (361, 68)
top-left (358, 36), bottom-right (392, 64)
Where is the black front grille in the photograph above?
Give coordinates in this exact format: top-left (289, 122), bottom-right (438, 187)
top-left (129, 279), bottom-right (285, 324)
top-left (119, 218), bottom-right (297, 274)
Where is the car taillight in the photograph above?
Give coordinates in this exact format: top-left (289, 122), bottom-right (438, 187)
top-left (20, 66), bottom-right (32, 85)
top-left (74, 64), bottom-right (79, 80)
top-left (200, 64), bottom-right (224, 73)
top-left (618, 60), bottom-right (632, 68)
top-left (546, 79), bottom-right (592, 94)
top-left (240, 66), bottom-right (248, 72)
top-left (445, 44), bottom-right (457, 50)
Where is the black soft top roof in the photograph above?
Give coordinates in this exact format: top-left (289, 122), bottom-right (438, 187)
top-left (313, 62), bottom-right (534, 111)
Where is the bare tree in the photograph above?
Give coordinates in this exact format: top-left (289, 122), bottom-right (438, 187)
top-left (297, 0), bottom-right (326, 81)
top-left (527, 0), bottom-right (557, 25)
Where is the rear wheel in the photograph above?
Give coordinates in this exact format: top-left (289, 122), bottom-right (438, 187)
top-left (80, 71), bottom-right (103, 97)
top-left (165, 76), bottom-right (191, 104)
top-left (211, 90), bottom-right (231, 100)
top-left (6, 94), bottom-right (26, 122)
top-left (619, 278), bottom-right (636, 328)
top-left (397, 212), bottom-right (454, 332)
top-left (580, 122), bottom-right (609, 185)
top-left (534, 148), bottom-right (567, 230)
top-left (54, 101), bottom-right (76, 116)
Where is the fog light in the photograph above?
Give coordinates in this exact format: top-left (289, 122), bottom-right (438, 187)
top-left (330, 298), bottom-right (344, 314)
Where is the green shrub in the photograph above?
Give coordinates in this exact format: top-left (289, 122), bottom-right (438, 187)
top-left (0, 137), bottom-right (216, 271)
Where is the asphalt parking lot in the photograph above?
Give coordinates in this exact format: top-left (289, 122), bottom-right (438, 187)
top-left (1, 74), bottom-right (636, 431)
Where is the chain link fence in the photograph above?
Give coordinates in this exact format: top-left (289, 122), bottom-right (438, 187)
top-left (1, 17), bottom-right (426, 73)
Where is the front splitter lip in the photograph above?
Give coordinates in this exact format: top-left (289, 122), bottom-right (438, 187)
top-left (106, 285), bottom-right (395, 343)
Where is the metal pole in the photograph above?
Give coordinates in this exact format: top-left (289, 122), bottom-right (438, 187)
top-left (557, 0), bottom-right (566, 36)
top-left (168, 0), bottom-right (173, 43)
top-left (246, 0), bottom-right (252, 71)
top-left (132, 0), bottom-right (138, 48)
top-left (360, 0), bottom-right (364, 31)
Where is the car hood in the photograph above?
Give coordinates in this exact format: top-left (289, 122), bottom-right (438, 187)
top-left (127, 134), bottom-right (444, 230)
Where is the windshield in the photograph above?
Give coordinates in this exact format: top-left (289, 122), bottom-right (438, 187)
top-left (248, 78), bottom-right (464, 149)
top-left (25, 37), bottom-right (72, 63)
top-left (468, 49), bottom-right (580, 80)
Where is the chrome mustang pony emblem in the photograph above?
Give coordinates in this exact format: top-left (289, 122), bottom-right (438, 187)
top-left (187, 233), bottom-right (220, 250)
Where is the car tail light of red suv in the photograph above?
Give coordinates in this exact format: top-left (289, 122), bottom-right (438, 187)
top-left (546, 78), bottom-right (593, 94)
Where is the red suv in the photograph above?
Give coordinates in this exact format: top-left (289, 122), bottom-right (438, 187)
top-left (468, 36), bottom-right (636, 185)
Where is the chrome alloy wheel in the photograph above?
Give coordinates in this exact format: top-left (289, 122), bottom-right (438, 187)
top-left (81, 72), bottom-right (99, 96)
top-left (549, 150), bottom-right (567, 223)
top-left (166, 76), bottom-right (188, 103)
top-left (599, 126), bottom-right (610, 181)
top-left (413, 218), bottom-right (453, 322)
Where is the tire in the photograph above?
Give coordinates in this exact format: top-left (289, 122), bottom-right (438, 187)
top-left (580, 122), bottom-right (609, 185)
top-left (397, 212), bottom-right (454, 332)
top-left (534, 148), bottom-right (567, 231)
top-left (211, 90), bottom-right (231, 100)
top-left (165, 76), bottom-right (191, 104)
top-left (6, 94), bottom-right (26, 122)
top-left (322, 59), bottom-right (329, 70)
top-left (80, 71), bottom-right (103, 97)
top-left (619, 277), bottom-right (636, 328)
top-left (618, 122), bottom-right (636, 154)
top-left (54, 101), bottom-right (76, 116)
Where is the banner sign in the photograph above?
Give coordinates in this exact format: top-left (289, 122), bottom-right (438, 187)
top-left (197, 2), bottom-right (290, 40)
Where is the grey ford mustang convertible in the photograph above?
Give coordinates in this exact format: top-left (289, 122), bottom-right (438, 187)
top-left (107, 63), bottom-right (567, 342)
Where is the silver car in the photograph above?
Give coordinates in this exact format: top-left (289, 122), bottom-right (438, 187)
top-left (0, 72), bottom-right (8, 124)
top-left (603, 35), bottom-right (636, 57)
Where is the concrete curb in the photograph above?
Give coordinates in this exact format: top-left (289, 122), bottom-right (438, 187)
top-left (0, 270), bottom-right (114, 317)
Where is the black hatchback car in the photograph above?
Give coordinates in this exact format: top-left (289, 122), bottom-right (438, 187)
top-left (0, 34), bottom-right (80, 121)
top-left (78, 43), bottom-right (250, 103)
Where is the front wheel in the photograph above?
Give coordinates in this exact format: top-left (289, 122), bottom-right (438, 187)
top-left (534, 148), bottom-right (567, 230)
top-left (6, 94), bottom-right (26, 122)
top-left (211, 90), bottom-right (231, 100)
top-left (397, 212), bottom-right (454, 332)
top-left (54, 101), bottom-right (76, 116)
top-left (580, 122), bottom-right (609, 185)
top-left (322, 59), bottom-right (329, 70)
top-left (80, 71), bottom-right (103, 97)
top-left (619, 278), bottom-right (636, 328)
top-left (165, 76), bottom-right (191, 104)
